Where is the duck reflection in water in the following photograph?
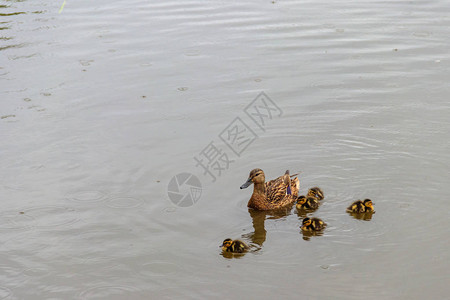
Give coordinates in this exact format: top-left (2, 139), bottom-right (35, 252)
top-left (347, 211), bottom-right (375, 221)
top-left (220, 206), bottom-right (293, 259)
top-left (245, 206), bottom-right (293, 246)
top-left (300, 229), bottom-right (325, 241)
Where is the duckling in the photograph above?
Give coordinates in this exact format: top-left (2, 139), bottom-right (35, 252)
top-left (301, 217), bottom-right (326, 231)
top-left (346, 199), bottom-right (375, 213)
top-left (220, 238), bottom-right (249, 253)
top-left (296, 195), bottom-right (320, 210)
top-left (240, 169), bottom-right (300, 211)
top-left (307, 187), bottom-right (324, 200)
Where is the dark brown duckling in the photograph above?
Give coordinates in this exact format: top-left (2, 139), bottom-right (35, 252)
top-left (346, 199), bottom-right (375, 213)
top-left (301, 217), bottom-right (326, 231)
top-left (296, 195), bottom-right (320, 210)
top-left (220, 238), bottom-right (249, 253)
top-left (307, 187), bottom-right (324, 200)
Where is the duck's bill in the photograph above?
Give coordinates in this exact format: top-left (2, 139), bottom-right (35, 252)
top-left (240, 178), bottom-right (253, 189)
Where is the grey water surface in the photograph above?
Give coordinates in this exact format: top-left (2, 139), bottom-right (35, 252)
top-left (1, 0), bottom-right (449, 299)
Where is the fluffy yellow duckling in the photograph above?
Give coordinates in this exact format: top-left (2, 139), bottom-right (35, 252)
top-left (301, 217), bottom-right (326, 231)
top-left (346, 199), bottom-right (375, 213)
top-left (307, 187), bottom-right (324, 200)
top-left (296, 195), bottom-right (320, 210)
top-left (220, 238), bottom-right (249, 253)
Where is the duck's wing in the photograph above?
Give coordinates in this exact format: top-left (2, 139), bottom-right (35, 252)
top-left (265, 177), bottom-right (282, 202)
top-left (265, 173), bottom-right (291, 203)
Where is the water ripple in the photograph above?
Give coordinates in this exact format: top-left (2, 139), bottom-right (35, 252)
top-left (0, 287), bottom-right (12, 300)
top-left (3, 231), bottom-right (57, 254)
top-left (138, 262), bottom-right (178, 277)
top-left (78, 285), bottom-right (142, 300)
top-left (22, 267), bottom-right (50, 277)
top-left (57, 230), bottom-right (139, 261)
top-left (105, 197), bottom-right (144, 209)
top-left (65, 190), bottom-right (107, 203)
top-left (24, 206), bottom-right (80, 229)
top-left (0, 211), bottom-right (35, 230)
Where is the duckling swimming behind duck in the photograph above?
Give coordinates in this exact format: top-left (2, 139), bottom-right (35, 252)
top-left (301, 217), bottom-right (326, 231)
top-left (346, 199), bottom-right (375, 213)
top-left (307, 187), bottom-right (324, 200)
top-left (296, 195), bottom-right (320, 210)
top-left (220, 238), bottom-right (249, 253)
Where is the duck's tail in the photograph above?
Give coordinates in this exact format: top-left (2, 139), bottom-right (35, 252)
top-left (289, 171), bottom-right (301, 177)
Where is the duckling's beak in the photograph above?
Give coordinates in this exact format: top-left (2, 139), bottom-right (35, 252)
top-left (240, 178), bottom-right (253, 189)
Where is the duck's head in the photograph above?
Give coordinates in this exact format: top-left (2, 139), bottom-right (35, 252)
top-left (220, 238), bottom-right (233, 250)
top-left (240, 168), bottom-right (265, 189)
top-left (307, 187), bottom-right (324, 200)
top-left (297, 195), bottom-right (306, 205)
top-left (363, 199), bottom-right (373, 209)
top-left (302, 217), bottom-right (312, 227)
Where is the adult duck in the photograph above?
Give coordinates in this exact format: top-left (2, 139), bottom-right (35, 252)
top-left (240, 168), bottom-right (299, 210)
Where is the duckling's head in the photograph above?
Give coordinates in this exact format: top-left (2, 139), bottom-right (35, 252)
top-left (297, 195), bottom-right (306, 205)
top-left (307, 187), bottom-right (324, 200)
top-left (220, 238), bottom-right (233, 250)
top-left (363, 199), bottom-right (373, 209)
top-left (302, 217), bottom-right (312, 227)
top-left (240, 168), bottom-right (265, 189)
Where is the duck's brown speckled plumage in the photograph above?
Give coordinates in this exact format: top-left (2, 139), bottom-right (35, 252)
top-left (240, 169), bottom-right (299, 211)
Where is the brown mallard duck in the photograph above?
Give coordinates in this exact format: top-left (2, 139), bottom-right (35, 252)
top-left (220, 238), bottom-right (249, 253)
top-left (296, 195), bottom-right (320, 210)
top-left (346, 199), bottom-right (375, 213)
top-left (301, 217), bottom-right (326, 231)
top-left (307, 187), bottom-right (324, 200)
top-left (240, 169), bottom-right (300, 211)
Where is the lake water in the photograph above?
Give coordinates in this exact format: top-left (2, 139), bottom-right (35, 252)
top-left (1, 0), bottom-right (449, 299)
